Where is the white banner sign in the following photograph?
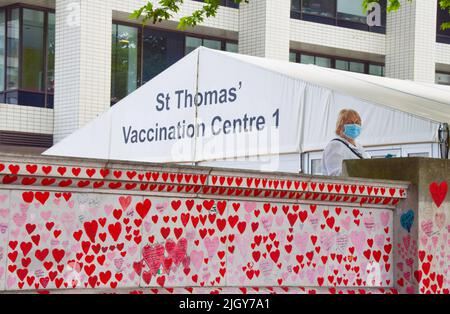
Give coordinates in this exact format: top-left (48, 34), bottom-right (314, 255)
top-left (45, 48), bottom-right (304, 163)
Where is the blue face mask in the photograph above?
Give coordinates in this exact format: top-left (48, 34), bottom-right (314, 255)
top-left (344, 124), bottom-right (362, 139)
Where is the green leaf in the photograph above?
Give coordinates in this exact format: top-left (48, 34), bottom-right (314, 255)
top-left (131, 0), bottom-right (450, 31)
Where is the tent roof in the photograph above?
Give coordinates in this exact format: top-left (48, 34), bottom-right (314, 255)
top-left (42, 47), bottom-right (446, 164)
top-left (209, 48), bottom-right (450, 124)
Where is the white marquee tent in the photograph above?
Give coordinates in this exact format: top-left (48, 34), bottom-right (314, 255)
top-left (44, 47), bottom-right (450, 170)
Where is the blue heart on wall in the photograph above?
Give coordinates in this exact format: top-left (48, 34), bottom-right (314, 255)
top-left (400, 210), bottom-right (415, 233)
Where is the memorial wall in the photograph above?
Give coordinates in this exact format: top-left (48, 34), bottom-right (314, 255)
top-left (0, 154), bottom-right (416, 294)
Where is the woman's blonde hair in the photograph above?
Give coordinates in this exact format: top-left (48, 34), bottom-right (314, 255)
top-left (336, 109), bottom-right (362, 136)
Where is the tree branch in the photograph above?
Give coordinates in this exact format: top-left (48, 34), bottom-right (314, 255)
top-left (131, 0), bottom-right (248, 30)
top-left (133, 0), bottom-right (450, 31)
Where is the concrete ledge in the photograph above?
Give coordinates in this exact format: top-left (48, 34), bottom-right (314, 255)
top-left (344, 158), bottom-right (450, 294)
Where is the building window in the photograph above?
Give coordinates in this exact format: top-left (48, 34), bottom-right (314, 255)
top-left (192, 0), bottom-right (239, 9)
top-left (437, 1), bottom-right (450, 44)
top-left (369, 63), bottom-right (384, 76)
top-left (337, 0), bottom-right (366, 24)
top-left (185, 36), bottom-right (225, 54)
top-left (46, 12), bottom-right (55, 107)
top-left (315, 56), bottom-right (332, 68)
top-left (185, 36), bottom-right (203, 55)
top-left (225, 42), bottom-right (238, 53)
top-left (6, 8), bottom-right (19, 93)
top-left (111, 23), bottom-right (140, 104)
top-left (22, 9), bottom-right (45, 91)
top-left (300, 54), bottom-right (332, 68)
top-left (142, 28), bottom-right (185, 85)
top-left (300, 54), bottom-right (314, 64)
top-left (336, 59), bottom-right (365, 73)
top-left (291, 0), bottom-right (386, 34)
top-left (0, 10), bottom-right (5, 97)
top-left (0, 6), bottom-right (54, 108)
top-left (291, 50), bottom-right (385, 76)
top-left (221, 0), bottom-right (239, 9)
top-left (436, 72), bottom-right (450, 85)
top-left (111, 22), bottom-right (237, 104)
top-left (289, 52), bottom-right (297, 62)
top-left (301, 0), bottom-right (336, 18)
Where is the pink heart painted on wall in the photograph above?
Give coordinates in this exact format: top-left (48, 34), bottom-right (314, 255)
top-left (375, 234), bottom-right (385, 249)
top-left (119, 196), bottom-right (132, 211)
top-left (0, 209), bottom-right (9, 218)
top-left (144, 221), bottom-right (152, 233)
top-left (204, 237), bottom-right (219, 258)
top-left (421, 220), bottom-right (434, 237)
top-left (114, 258), bottom-right (124, 270)
top-left (42, 233), bottom-right (50, 244)
top-left (40, 211), bottom-right (52, 221)
top-left (420, 235), bottom-right (428, 247)
top-left (340, 216), bottom-right (351, 231)
top-left (278, 230), bottom-right (287, 245)
top-left (431, 236), bottom-right (439, 248)
top-left (104, 205), bottom-right (113, 216)
top-left (380, 212), bottom-right (390, 227)
top-left (7, 276), bottom-right (16, 289)
top-left (107, 252), bottom-right (116, 261)
top-left (236, 234), bottom-right (251, 257)
top-left (306, 269), bottom-right (316, 284)
top-left (128, 245), bottom-right (138, 257)
top-left (435, 212), bottom-right (446, 230)
top-left (244, 202), bottom-right (256, 213)
top-left (350, 231), bottom-right (366, 254)
top-left (405, 258), bottom-right (414, 268)
top-left (88, 207), bottom-right (98, 216)
top-left (186, 230), bottom-right (196, 241)
top-left (190, 250), bottom-right (204, 271)
top-left (167, 275), bottom-right (176, 284)
top-left (155, 203), bottom-right (168, 214)
top-left (261, 216), bottom-right (273, 232)
top-left (309, 214), bottom-right (319, 229)
top-left (13, 211), bottom-right (27, 227)
top-left (275, 215), bottom-right (284, 227)
top-left (319, 232), bottom-right (336, 253)
top-left (316, 265), bottom-right (325, 277)
top-left (294, 233), bottom-right (309, 254)
top-left (402, 235), bottom-right (411, 250)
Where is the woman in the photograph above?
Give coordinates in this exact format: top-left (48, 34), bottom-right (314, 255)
top-left (322, 109), bottom-right (370, 176)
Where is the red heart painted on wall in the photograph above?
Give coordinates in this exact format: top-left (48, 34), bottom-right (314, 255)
top-left (83, 221), bottom-right (98, 243)
top-left (429, 181), bottom-right (448, 208)
top-left (108, 222), bottom-right (122, 241)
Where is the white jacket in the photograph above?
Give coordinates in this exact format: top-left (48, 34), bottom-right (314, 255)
top-left (322, 136), bottom-right (370, 176)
